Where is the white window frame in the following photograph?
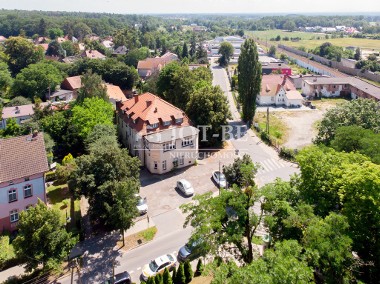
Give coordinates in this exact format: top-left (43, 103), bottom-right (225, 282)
top-left (8, 189), bottom-right (17, 203)
top-left (24, 185), bottom-right (32, 198)
top-left (163, 141), bottom-right (176, 152)
top-left (163, 121), bottom-right (171, 126)
top-left (175, 118), bottom-right (183, 124)
top-left (179, 156), bottom-right (184, 165)
top-left (182, 137), bottom-right (193, 147)
top-left (162, 160), bottom-right (167, 171)
top-left (154, 161), bottom-right (158, 169)
top-left (10, 210), bottom-right (19, 223)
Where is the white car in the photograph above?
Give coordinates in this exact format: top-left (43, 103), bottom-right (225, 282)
top-left (135, 194), bottom-right (148, 215)
top-left (212, 171), bottom-right (227, 188)
top-left (176, 179), bottom-right (194, 196)
top-left (141, 253), bottom-right (177, 281)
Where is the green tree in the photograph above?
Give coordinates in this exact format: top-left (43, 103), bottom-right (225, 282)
top-left (354, 47), bottom-right (361, 61)
top-left (195, 44), bottom-right (208, 63)
top-left (46, 41), bottom-right (65, 57)
top-left (61, 41), bottom-right (79, 57)
top-left (163, 268), bottom-right (173, 284)
top-left (330, 125), bottom-right (371, 152)
top-left (218, 42), bottom-right (234, 66)
top-left (125, 47), bottom-right (150, 67)
top-left (13, 200), bottom-right (76, 272)
top-left (71, 97), bottom-right (114, 139)
top-left (283, 20), bottom-right (297, 31)
top-left (103, 181), bottom-right (139, 246)
top-left (238, 38), bottom-right (262, 125)
top-left (268, 45), bottom-right (276, 57)
top-left (11, 62), bottom-right (64, 100)
top-left (182, 42), bottom-right (189, 59)
top-left (147, 277), bottom-right (156, 284)
top-left (155, 273), bottom-right (163, 284)
top-left (175, 263), bottom-right (186, 284)
top-left (186, 85), bottom-right (231, 146)
top-left (48, 28), bottom-right (64, 40)
top-left (84, 124), bottom-right (116, 149)
top-left (314, 98), bottom-right (380, 145)
top-left (209, 240), bottom-right (313, 284)
top-left (222, 154), bottom-right (258, 187)
top-left (184, 260), bottom-right (193, 283)
top-left (181, 183), bottom-right (264, 264)
top-left (73, 22), bottom-right (92, 40)
top-left (0, 62), bottom-right (12, 94)
top-left (1, 118), bottom-right (21, 137)
top-left (6, 96), bottom-right (31, 106)
top-left (38, 18), bottom-right (47, 37)
top-left (189, 34), bottom-right (196, 58)
top-left (4, 36), bottom-right (44, 75)
top-left (195, 259), bottom-right (204, 277)
top-left (302, 213), bottom-right (354, 283)
top-left (77, 70), bottom-right (108, 104)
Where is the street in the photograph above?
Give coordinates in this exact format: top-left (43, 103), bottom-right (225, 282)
top-left (0, 59), bottom-right (300, 284)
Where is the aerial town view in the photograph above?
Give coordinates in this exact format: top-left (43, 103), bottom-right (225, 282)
top-left (0, 0), bottom-right (380, 283)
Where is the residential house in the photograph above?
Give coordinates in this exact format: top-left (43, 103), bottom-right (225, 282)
top-left (47, 89), bottom-right (75, 102)
top-left (112, 45), bottom-right (128, 56)
top-left (105, 84), bottom-right (127, 108)
top-left (81, 50), bottom-right (106, 60)
top-left (0, 132), bottom-right (49, 232)
top-left (116, 92), bottom-right (199, 174)
top-left (137, 52), bottom-right (178, 79)
top-left (301, 77), bottom-right (380, 101)
top-left (206, 35), bottom-right (244, 57)
top-left (101, 40), bottom-right (114, 50)
top-left (1, 104), bottom-right (34, 129)
top-left (257, 75), bottom-right (303, 107)
top-left (289, 74), bottom-right (330, 89)
top-left (61, 75), bottom-right (82, 97)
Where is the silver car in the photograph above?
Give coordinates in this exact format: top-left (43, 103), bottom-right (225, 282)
top-left (212, 171), bottom-right (227, 188)
top-left (176, 179), bottom-right (194, 196)
top-left (135, 194), bottom-right (148, 215)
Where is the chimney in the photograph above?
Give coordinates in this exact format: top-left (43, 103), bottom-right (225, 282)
top-left (32, 130), bottom-right (38, 138)
top-left (154, 107), bottom-right (158, 113)
top-left (134, 93), bottom-right (139, 103)
top-left (146, 101), bottom-right (152, 107)
top-left (281, 74), bottom-right (287, 86)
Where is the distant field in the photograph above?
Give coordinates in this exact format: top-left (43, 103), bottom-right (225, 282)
top-left (246, 30), bottom-right (380, 51)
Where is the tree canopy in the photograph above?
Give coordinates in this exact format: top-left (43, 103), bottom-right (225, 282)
top-left (218, 42), bottom-right (234, 66)
top-left (13, 200), bottom-right (76, 272)
top-left (238, 38), bottom-right (262, 125)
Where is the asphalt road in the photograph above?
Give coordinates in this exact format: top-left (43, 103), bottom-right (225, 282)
top-left (53, 59), bottom-right (299, 284)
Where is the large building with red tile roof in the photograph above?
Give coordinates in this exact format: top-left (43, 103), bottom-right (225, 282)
top-left (0, 132), bottom-right (49, 232)
top-left (116, 92), bottom-right (199, 174)
top-left (137, 52), bottom-right (178, 79)
top-left (258, 74), bottom-right (303, 107)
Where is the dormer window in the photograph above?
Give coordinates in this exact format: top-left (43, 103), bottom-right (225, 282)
top-left (147, 123), bottom-right (159, 129)
top-left (175, 118), bottom-right (183, 124)
top-left (163, 121), bottom-right (171, 126)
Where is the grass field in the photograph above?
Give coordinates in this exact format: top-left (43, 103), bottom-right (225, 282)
top-left (46, 184), bottom-right (81, 233)
top-left (246, 30), bottom-right (380, 51)
top-left (253, 112), bottom-right (289, 146)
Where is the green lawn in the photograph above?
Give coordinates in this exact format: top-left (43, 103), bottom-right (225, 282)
top-left (246, 30), bottom-right (380, 51)
top-left (254, 112), bottom-right (289, 146)
top-left (46, 184), bottom-right (81, 233)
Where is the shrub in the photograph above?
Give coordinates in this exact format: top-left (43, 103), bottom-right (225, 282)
top-left (194, 259), bottom-right (204, 277)
top-left (184, 260), bottom-right (193, 283)
top-left (45, 171), bottom-right (56, 182)
top-left (260, 131), bottom-right (272, 145)
top-left (279, 147), bottom-right (297, 161)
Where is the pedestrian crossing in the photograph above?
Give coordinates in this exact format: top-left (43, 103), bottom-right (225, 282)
top-left (255, 158), bottom-right (290, 175)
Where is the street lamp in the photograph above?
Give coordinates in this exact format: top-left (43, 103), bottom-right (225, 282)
top-left (219, 160), bottom-right (222, 195)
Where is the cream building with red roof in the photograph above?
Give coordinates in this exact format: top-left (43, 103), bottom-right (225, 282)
top-left (116, 93), bottom-right (199, 174)
top-left (257, 74), bottom-right (303, 107)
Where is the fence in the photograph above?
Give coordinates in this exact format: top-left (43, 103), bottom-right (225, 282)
top-left (278, 44), bottom-right (380, 82)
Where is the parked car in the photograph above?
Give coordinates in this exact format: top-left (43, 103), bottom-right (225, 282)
top-left (136, 194), bottom-right (148, 215)
top-left (141, 253), bottom-right (177, 281)
top-left (212, 171), bottom-right (227, 188)
top-left (176, 179), bottom-right (194, 196)
top-left (103, 271), bottom-right (131, 284)
top-left (178, 239), bottom-right (203, 261)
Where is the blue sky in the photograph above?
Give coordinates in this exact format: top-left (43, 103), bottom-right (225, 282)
top-left (0, 0), bottom-right (379, 14)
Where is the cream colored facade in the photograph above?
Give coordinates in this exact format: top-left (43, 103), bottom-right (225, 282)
top-left (117, 115), bottom-right (199, 174)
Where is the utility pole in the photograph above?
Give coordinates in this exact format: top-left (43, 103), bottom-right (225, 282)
top-left (266, 107), bottom-right (270, 134)
top-left (219, 160), bottom-right (221, 195)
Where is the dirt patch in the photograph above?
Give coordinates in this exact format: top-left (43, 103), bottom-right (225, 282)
top-left (191, 276), bottom-right (213, 284)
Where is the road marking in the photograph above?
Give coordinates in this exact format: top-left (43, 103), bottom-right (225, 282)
top-left (137, 267), bottom-right (141, 270)
top-left (130, 271), bottom-right (134, 274)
